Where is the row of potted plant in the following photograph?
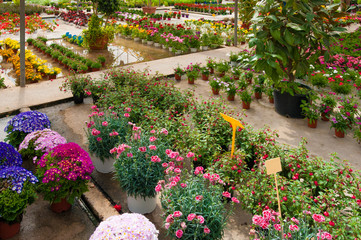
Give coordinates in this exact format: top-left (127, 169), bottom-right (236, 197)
top-left (59, 10), bottom-right (90, 26)
top-left (62, 32), bottom-right (84, 46)
top-left (174, 3), bottom-right (233, 15)
top-left (28, 37), bottom-right (105, 73)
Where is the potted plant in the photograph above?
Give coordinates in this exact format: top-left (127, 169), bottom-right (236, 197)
top-left (187, 35), bottom-right (201, 52)
top-left (159, 168), bottom-right (237, 240)
top-left (250, 0), bottom-right (343, 118)
top-left (90, 214), bottom-right (159, 239)
top-left (229, 52), bottom-right (239, 67)
top-left (85, 78), bottom-right (112, 104)
top-left (91, 61), bottom-right (102, 72)
top-left (330, 111), bottom-right (350, 138)
top-left (300, 99), bottom-right (320, 128)
top-left (265, 86), bottom-right (274, 104)
top-left (209, 77), bottom-right (222, 95)
top-left (232, 67), bottom-right (242, 80)
top-left (174, 66), bottom-right (184, 81)
top-left (222, 81), bottom-right (237, 101)
top-left (252, 82), bottom-right (263, 99)
top-left (142, 0), bottom-right (157, 14)
top-left (243, 71), bottom-right (253, 84)
top-left (18, 129), bottom-right (67, 163)
top-left (4, 111), bottom-right (51, 149)
top-left (97, 56), bottom-right (106, 67)
top-left (200, 34), bottom-right (211, 51)
top-left (86, 109), bottom-right (130, 173)
top-left (0, 166), bottom-right (38, 240)
top-left (206, 57), bottom-right (216, 74)
top-left (35, 142), bottom-right (94, 213)
top-left (186, 65), bottom-right (200, 84)
top-left (82, 14), bottom-right (115, 50)
top-left (239, 89), bottom-right (252, 109)
top-left (216, 62), bottom-right (230, 77)
top-left (319, 94), bottom-right (336, 121)
top-left (60, 74), bottom-right (91, 104)
top-left (201, 67), bottom-right (210, 81)
top-left (112, 127), bottom-right (171, 214)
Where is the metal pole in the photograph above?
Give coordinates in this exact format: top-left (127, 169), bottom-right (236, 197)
top-left (20, 0), bottom-right (25, 87)
top-left (77, 0), bottom-right (79, 12)
top-left (233, 0), bottom-right (238, 47)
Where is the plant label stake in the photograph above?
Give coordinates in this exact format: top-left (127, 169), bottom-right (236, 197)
top-left (220, 113), bottom-right (244, 157)
top-left (265, 157), bottom-right (284, 238)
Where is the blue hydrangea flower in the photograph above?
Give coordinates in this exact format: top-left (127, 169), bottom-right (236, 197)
top-left (0, 142), bottom-right (23, 168)
top-left (4, 111), bottom-right (51, 134)
top-left (0, 166), bottom-right (38, 193)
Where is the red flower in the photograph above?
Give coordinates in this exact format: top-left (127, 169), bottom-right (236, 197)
top-left (113, 204), bottom-right (122, 212)
top-left (329, 221), bottom-right (335, 226)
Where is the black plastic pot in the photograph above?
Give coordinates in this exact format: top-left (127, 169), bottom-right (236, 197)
top-left (273, 84), bottom-right (310, 118)
top-left (73, 94), bottom-right (84, 104)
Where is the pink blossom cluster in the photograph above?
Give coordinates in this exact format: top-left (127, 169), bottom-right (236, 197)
top-left (109, 144), bottom-right (132, 159)
top-left (252, 209), bottom-right (280, 230)
top-left (164, 212), bottom-right (210, 238)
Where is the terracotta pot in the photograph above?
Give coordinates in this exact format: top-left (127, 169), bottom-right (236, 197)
top-left (174, 73), bottom-right (181, 81)
top-left (0, 220), bottom-right (21, 239)
top-left (307, 119), bottom-right (317, 128)
top-left (89, 36), bottom-right (109, 50)
top-left (212, 88), bottom-right (220, 95)
top-left (227, 94), bottom-right (235, 101)
top-left (269, 97), bottom-right (274, 104)
top-left (209, 68), bottom-right (214, 74)
top-left (335, 129), bottom-right (345, 138)
top-left (247, 78), bottom-right (252, 84)
top-left (242, 101), bottom-right (250, 109)
top-left (218, 72), bottom-right (225, 77)
top-left (201, 74), bottom-right (209, 81)
top-left (188, 78), bottom-right (195, 84)
top-left (48, 74), bottom-right (56, 80)
top-left (233, 76), bottom-right (239, 80)
top-left (255, 92), bottom-right (262, 99)
top-left (50, 198), bottom-right (72, 213)
top-left (321, 113), bottom-right (330, 121)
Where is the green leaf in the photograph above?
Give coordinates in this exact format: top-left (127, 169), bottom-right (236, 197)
top-left (286, 23), bottom-right (304, 31)
top-left (284, 30), bottom-right (295, 46)
top-left (270, 29), bottom-right (281, 41)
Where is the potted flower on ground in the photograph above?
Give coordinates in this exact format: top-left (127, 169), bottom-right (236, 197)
top-left (252, 82), bottom-right (263, 99)
top-left (330, 111), bottom-right (350, 138)
top-left (239, 89), bottom-right (252, 109)
top-left (216, 62), bottom-right (230, 77)
top-left (187, 35), bottom-right (201, 52)
top-left (300, 99), bottom-right (320, 128)
top-left (186, 65), bottom-right (200, 84)
top-left (174, 66), bottom-right (184, 81)
top-left (90, 214), bottom-right (159, 239)
top-left (0, 166), bottom-right (38, 240)
top-left (35, 142), bottom-right (94, 213)
top-left (209, 77), bottom-right (222, 95)
top-left (229, 52), bottom-right (239, 67)
top-left (206, 57), bottom-right (216, 74)
top-left (86, 109), bottom-right (130, 173)
top-left (243, 71), bottom-right (253, 84)
top-left (319, 94), bottom-right (336, 121)
top-left (60, 74), bottom-right (91, 104)
top-left (232, 67), bottom-right (242, 80)
top-left (222, 81), bottom-right (237, 101)
top-left (265, 86), bottom-right (274, 104)
top-left (4, 111), bottom-right (51, 149)
top-left (201, 67), bottom-right (210, 81)
top-left (0, 142), bottom-right (23, 168)
top-left (112, 127), bottom-right (171, 214)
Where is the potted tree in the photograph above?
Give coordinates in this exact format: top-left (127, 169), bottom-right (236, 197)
top-left (250, 0), bottom-right (344, 118)
top-left (142, 0), bottom-right (157, 14)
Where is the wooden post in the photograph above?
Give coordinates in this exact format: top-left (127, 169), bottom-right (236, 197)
top-left (20, 0), bottom-right (25, 88)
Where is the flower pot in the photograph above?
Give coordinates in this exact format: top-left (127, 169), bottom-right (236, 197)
top-left (307, 119), bottom-right (317, 128)
top-left (218, 72), bottom-right (225, 77)
top-left (247, 78), bottom-right (252, 84)
top-left (142, 39), bottom-right (147, 44)
top-left (335, 129), bottom-right (345, 138)
top-left (142, 6), bottom-right (157, 14)
top-left (127, 195), bottom-right (157, 214)
top-left (154, 42), bottom-right (161, 48)
top-left (0, 220), bottom-right (21, 239)
top-left (91, 155), bottom-right (115, 173)
top-left (162, 45), bottom-right (167, 49)
top-left (190, 48), bottom-right (197, 53)
top-left (188, 78), bottom-right (195, 84)
top-left (175, 50), bottom-right (182, 55)
top-left (168, 47), bottom-right (172, 52)
top-left (321, 113), bottom-right (330, 121)
top-left (201, 74), bottom-right (209, 81)
top-left (134, 37), bottom-right (140, 42)
top-left (209, 68), bottom-right (214, 74)
top-left (227, 94), bottom-right (235, 101)
top-left (147, 41), bottom-right (154, 46)
top-left (89, 36), bottom-right (109, 50)
top-left (212, 88), bottom-right (220, 95)
top-left (233, 76), bottom-right (240, 80)
top-left (255, 92), bottom-right (262, 99)
top-left (50, 198), bottom-right (72, 213)
top-left (268, 96), bottom-right (274, 104)
top-left (230, 61), bottom-right (237, 67)
top-left (273, 84), bottom-right (310, 118)
top-left (242, 101), bottom-right (250, 109)
top-left (201, 46), bottom-right (208, 51)
top-left (48, 74), bottom-right (57, 80)
top-left (73, 94), bottom-right (84, 104)
top-left (175, 73), bottom-right (181, 81)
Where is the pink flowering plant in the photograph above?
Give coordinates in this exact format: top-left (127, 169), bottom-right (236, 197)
top-left (86, 107), bottom-right (130, 161)
top-left (249, 209), bottom-right (333, 239)
top-left (35, 142), bottom-right (94, 204)
top-left (90, 213), bottom-right (159, 240)
top-left (112, 126), bottom-right (171, 199)
top-left (159, 165), bottom-right (239, 239)
top-left (18, 129), bottom-right (67, 163)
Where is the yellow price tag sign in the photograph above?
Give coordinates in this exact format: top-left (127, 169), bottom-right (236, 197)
top-left (220, 113), bottom-right (244, 158)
